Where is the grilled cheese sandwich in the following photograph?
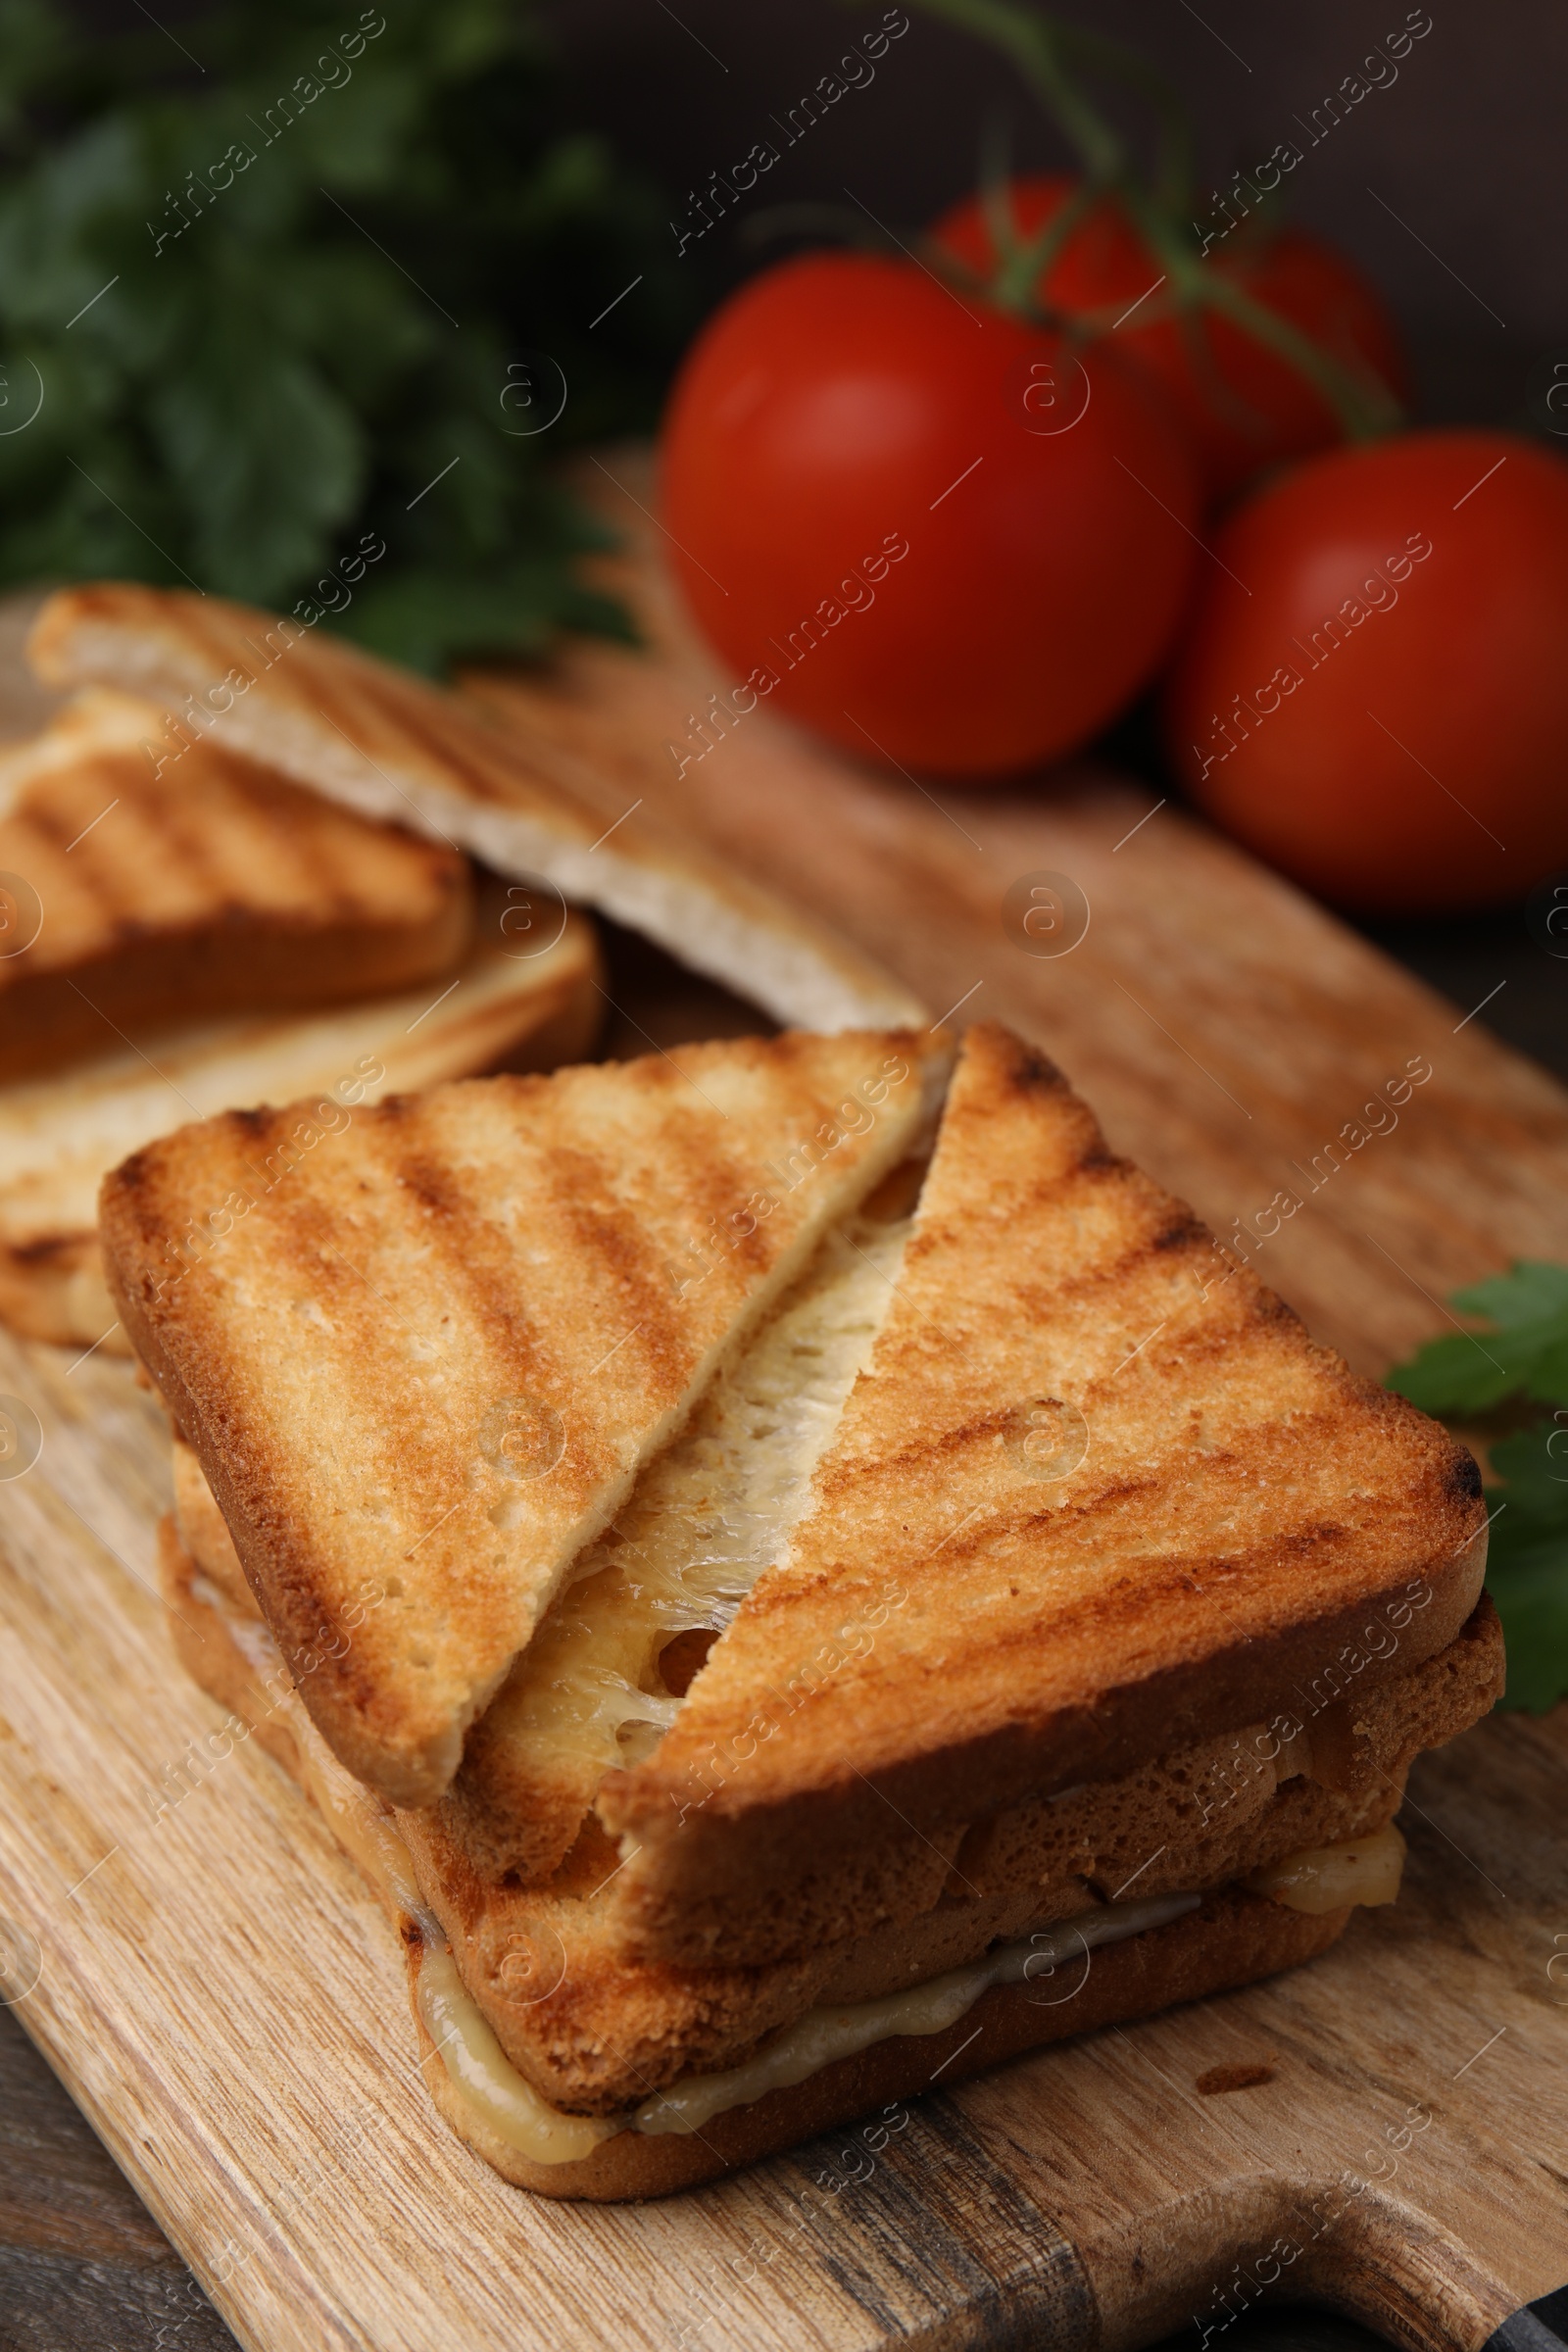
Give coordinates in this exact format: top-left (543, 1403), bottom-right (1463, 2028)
top-left (106, 1021), bottom-right (1501, 2199)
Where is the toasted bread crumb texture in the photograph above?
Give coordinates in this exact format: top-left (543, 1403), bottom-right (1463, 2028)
top-left (163, 1458), bottom-right (1500, 2090)
top-left (602, 1023), bottom-right (1488, 1911)
top-left (434, 1194), bottom-right (914, 1886)
top-left (603, 1598), bottom-right (1502, 1969)
top-left (103, 1030), bottom-right (937, 1804)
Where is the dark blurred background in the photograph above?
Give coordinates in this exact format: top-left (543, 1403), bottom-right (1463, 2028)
top-left (539, 0), bottom-right (1568, 1078)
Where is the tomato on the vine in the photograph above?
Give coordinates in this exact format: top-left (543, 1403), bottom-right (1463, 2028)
top-left (1163, 430), bottom-right (1568, 913)
top-left (933, 174), bottom-right (1407, 505)
top-left (659, 250), bottom-right (1200, 778)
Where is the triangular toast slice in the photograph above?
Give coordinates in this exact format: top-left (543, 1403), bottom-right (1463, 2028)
top-left (0, 895), bottom-right (599, 1347)
top-left (27, 586), bottom-right (924, 1034)
top-left (596, 1023), bottom-right (1488, 1957)
top-left (100, 1028), bottom-right (945, 1803)
top-left (0, 689), bottom-right (471, 1082)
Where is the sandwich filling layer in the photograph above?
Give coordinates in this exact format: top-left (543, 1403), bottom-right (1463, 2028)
top-left (413, 1887), bottom-right (1202, 2163)
top-left (507, 1200), bottom-right (909, 1763)
top-left (407, 1827), bottom-right (1406, 2161)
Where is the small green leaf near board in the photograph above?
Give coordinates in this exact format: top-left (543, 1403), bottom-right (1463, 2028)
top-left (1387, 1261), bottom-right (1568, 1712)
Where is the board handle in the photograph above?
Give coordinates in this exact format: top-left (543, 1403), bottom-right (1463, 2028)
top-left (1486, 2289), bottom-right (1568, 2352)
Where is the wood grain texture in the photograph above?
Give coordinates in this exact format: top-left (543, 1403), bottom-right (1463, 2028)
top-left (1, 492), bottom-right (1566, 2349)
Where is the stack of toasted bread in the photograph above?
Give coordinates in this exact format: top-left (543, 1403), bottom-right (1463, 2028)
top-left (3, 585), bottom-right (911, 1347)
top-left (11, 585), bottom-right (1500, 2201)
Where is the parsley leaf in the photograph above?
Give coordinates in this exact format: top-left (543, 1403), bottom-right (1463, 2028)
top-left (0, 0), bottom-right (693, 669)
top-left (1386, 1260), bottom-right (1568, 1711)
top-left (1479, 1426), bottom-right (1568, 1713)
top-left (1385, 1260), bottom-right (1568, 1415)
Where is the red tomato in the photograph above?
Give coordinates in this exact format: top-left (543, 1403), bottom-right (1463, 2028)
top-left (659, 251), bottom-right (1199, 779)
top-left (933, 175), bottom-right (1407, 505)
top-left (1163, 431), bottom-right (1568, 914)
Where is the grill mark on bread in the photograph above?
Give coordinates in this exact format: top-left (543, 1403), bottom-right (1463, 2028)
top-left (0, 698), bottom-right (474, 1083)
top-left (1153, 1210), bottom-right (1209, 1253)
top-left (13, 1233), bottom-right (78, 1267)
top-left (382, 1119), bottom-right (691, 1429)
top-left (997, 1036), bottom-right (1067, 1097)
top-left (1448, 1450), bottom-right (1483, 1499)
top-left (369, 690), bottom-right (513, 808)
top-left (28, 581), bottom-right (932, 1057)
top-left (108, 771), bottom-right (238, 915)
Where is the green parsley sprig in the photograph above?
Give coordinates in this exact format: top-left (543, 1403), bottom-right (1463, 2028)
top-left (1388, 1262), bottom-right (1568, 1711)
top-left (0, 0), bottom-right (691, 669)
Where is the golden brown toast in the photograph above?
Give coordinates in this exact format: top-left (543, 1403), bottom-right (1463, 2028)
top-left (160, 1513), bottom-right (1499, 2191)
top-left (0, 690), bottom-right (471, 1081)
top-left (103, 1029), bottom-right (946, 1804)
top-left (26, 586), bottom-right (925, 1033)
top-left (598, 1024), bottom-right (1489, 1959)
top-left (0, 899), bottom-right (599, 1348)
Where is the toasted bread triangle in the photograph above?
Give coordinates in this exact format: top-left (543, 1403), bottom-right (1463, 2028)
top-left (0, 688), bottom-right (472, 1082)
top-left (429, 1179), bottom-right (918, 1886)
top-left (100, 1029), bottom-right (945, 1803)
top-left (599, 1024), bottom-right (1488, 1943)
top-left (27, 586), bottom-right (925, 1033)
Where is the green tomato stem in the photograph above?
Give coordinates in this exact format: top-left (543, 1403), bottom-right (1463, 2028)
top-left (859, 0), bottom-right (1405, 443)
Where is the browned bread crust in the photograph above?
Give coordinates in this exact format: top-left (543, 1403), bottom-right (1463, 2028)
top-left (0, 1231), bottom-right (102, 1351)
top-left (600, 1024), bottom-right (1488, 1953)
top-left (172, 1437), bottom-right (252, 1614)
top-left (105, 1031), bottom-right (943, 1804)
top-left (158, 1516), bottom-right (1350, 2202)
top-left (163, 1491), bottom-right (1500, 2117)
top-left (399, 1606), bottom-right (1496, 2110)
top-left (0, 902), bottom-right (600, 1348)
top-left (27, 584), bottom-right (925, 1034)
top-left (0, 698), bottom-right (471, 1082)
top-left (598, 1598), bottom-right (1503, 1969)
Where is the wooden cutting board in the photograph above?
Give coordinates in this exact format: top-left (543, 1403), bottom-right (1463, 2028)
top-left (2, 485), bottom-right (1567, 2352)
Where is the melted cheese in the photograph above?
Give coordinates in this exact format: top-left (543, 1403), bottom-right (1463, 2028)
top-left (174, 1387), bottom-right (1409, 2176)
top-left (1248, 1820), bottom-right (1406, 1914)
top-left (482, 1208), bottom-right (911, 1780)
top-left (633, 1890), bottom-right (1200, 2135)
top-left (412, 1815), bottom-right (1412, 2164)
top-left (414, 1937), bottom-right (620, 2166)
top-left (406, 1888), bottom-right (1199, 2162)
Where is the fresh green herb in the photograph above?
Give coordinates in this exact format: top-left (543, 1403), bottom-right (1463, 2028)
top-left (1386, 1262), bottom-right (1568, 1417)
top-left (0, 0), bottom-right (692, 669)
top-left (1388, 1261), bottom-right (1568, 1712)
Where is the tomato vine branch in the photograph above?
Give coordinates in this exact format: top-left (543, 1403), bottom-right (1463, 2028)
top-left (846, 0), bottom-right (1403, 444)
